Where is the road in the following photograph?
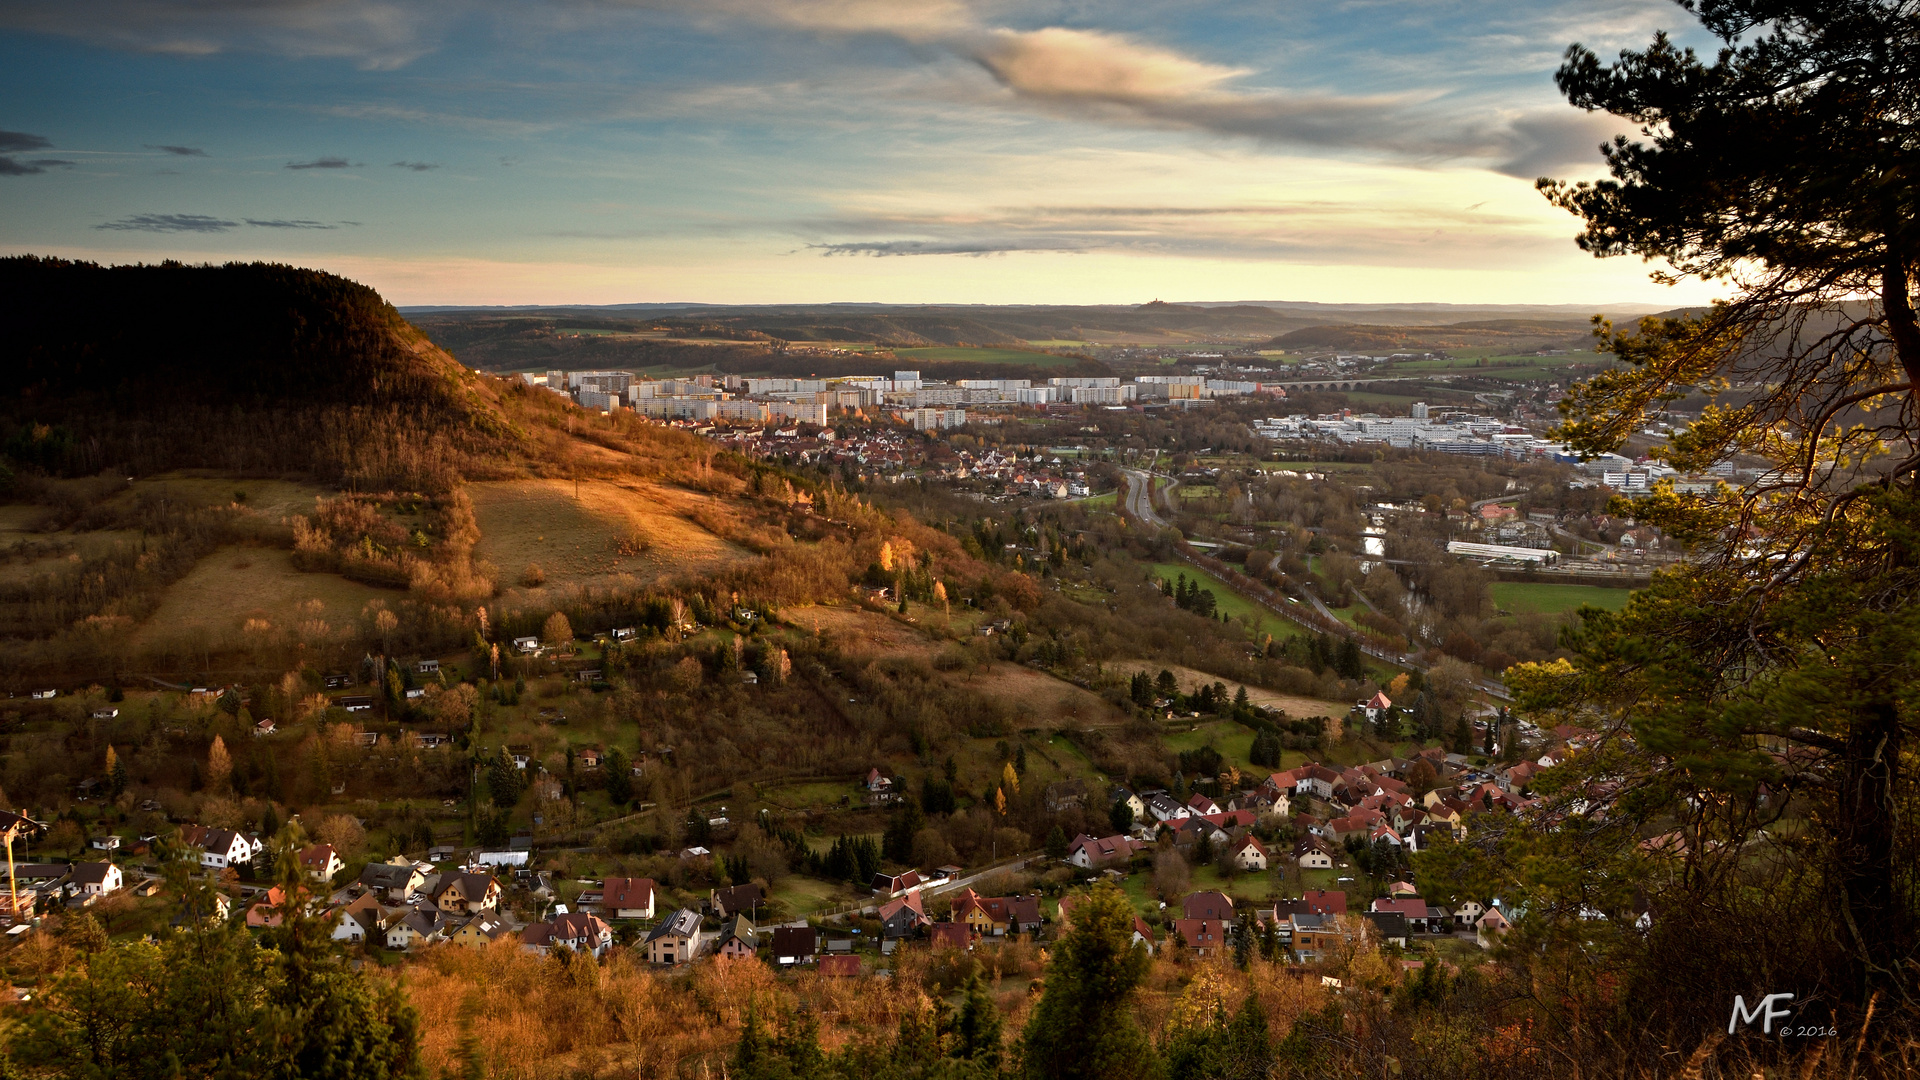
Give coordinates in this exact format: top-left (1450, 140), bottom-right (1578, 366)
top-left (1121, 468), bottom-right (1174, 528)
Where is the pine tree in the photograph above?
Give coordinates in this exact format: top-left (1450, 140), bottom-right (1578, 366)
top-left (950, 968), bottom-right (1004, 1067)
top-left (1020, 882), bottom-right (1154, 1079)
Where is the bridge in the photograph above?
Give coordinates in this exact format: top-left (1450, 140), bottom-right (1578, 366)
top-left (1262, 376), bottom-right (1422, 393)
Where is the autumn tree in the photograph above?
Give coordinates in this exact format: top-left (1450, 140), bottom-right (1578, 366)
top-left (542, 611), bottom-right (573, 649)
top-left (205, 736), bottom-right (231, 793)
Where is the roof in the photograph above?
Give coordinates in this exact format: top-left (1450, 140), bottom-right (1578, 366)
top-left (878, 892), bottom-right (927, 923)
top-left (1370, 898), bottom-right (1434, 918)
top-left (298, 843), bottom-right (337, 869)
top-left (603, 876), bottom-right (655, 909)
top-left (1366, 692), bottom-right (1392, 709)
top-left (817, 955), bottom-right (861, 977)
top-left (929, 922), bottom-right (972, 949)
top-left (69, 862), bottom-right (116, 885)
top-left (1067, 833), bottom-right (1138, 861)
top-left (360, 862), bottom-right (422, 890)
top-left (1173, 918), bottom-right (1226, 946)
top-left (716, 914), bottom-right (756, 948)
top-left (771, 925), bottom-right (817, 956)
top-left (552, 911), bottom-right (613, 941)
top-left (1182, 891), bottom-right (1234, 921)
top-left (431, 872), bottom-right (496, 901)
top-left (1235, 835), bottom-right (1269, 856)
top-left (714, 883), bottom-right (764, 912)
top-left (1301, 890), bottom-right (1346, 914)
top-left (645, 908), bottom-right (704, 942)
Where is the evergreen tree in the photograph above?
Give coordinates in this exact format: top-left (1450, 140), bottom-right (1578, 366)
top-left (1045, 825), bottom-right (1068, 861)
top-left (1019, 883), bottom-right (1154, 1080)
top-left (1109, 798), bottom-right (1134, 835)
top-left (604, 747), bottom-right (632, 805)
top-left (1450, 715), bottom-right (1472, 755)
top-left (487, 747), bottom-right (522, 808)
top-left (949, 968), bottom-right (1003, 1067)
top-left (883, 800), bottom-right (925, 864)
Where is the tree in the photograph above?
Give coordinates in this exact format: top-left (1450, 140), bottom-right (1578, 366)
top-left (542, 611), bottom-right (573, 649)
top-left (604, 747), bottom-right (632, 806)
top-left (487, 747), bottom-right (523, 808)
top-left (1497, 0), bottom-right (1920, 1017)
top-left (1044, 825), bottom-right (1068, 861)
top-left (104, 745), bottom-right (125, 800)
top-left (205, 735), bottom-right (231, 793)
top-left (949, 968), bottom-right (1003, 1067)
top-left (1154, 669), bottom-right (1178, 699)
top-left (1108, 798), bottom-right (1134, 835)
top-left (1019, 883), bottom-right (1154, 1080)
top-left (314, 813), bottom-right (365, 859)
top-left (883, 801), bottom-right (925, 864)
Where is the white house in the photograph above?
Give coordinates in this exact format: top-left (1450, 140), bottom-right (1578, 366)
top-left (1232, 835), bottom-right (1269, 872)
top-left (601, 877), bottom-right (656, 919)
top-left (69, 862), bottom-right (122, 899)
top-left (298, 843), bottom-right (344, 883)
top-left (180, 826), bottom-right (263, 869)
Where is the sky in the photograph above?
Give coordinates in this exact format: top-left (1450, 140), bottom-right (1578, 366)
top-left (0, 0), bottom-right (1728, 307)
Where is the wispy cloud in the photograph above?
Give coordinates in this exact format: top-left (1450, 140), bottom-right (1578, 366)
top-left (0, 129), bottom-right (52, 152)
top-left (0, 0), bottom-right (443, 70)
top-left (0, 157), bottom-right (73, 175)
top-left (147, 144), bottom-right (207, 156)
top-left (286, 156), bottom-right (354, 169)
top-left (391, 160), bottom-right (439, 171)
top-left (93, 213), bottom-right (359, 232)
top-left (811, 238), bottom-right (1086, 257)
top-left (95, 212), bottom-right (240, 232)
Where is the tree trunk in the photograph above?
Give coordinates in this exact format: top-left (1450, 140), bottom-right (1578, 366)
top-left (1881, 258), bottom-right (1920, 397)
top-left (1834, 696), bottom-right (1906, 997)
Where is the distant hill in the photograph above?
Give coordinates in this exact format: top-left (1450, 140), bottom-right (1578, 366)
top-left (0, 256), bottom-right (520, 490)
top-left (1263, 318), bottom-right (1600, 354)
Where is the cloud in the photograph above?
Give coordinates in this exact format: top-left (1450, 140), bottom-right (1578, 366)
top-left (0, 129), bottom-right (52, 152)
top-left (147, 144), bottom-right (207, 156)
top-left (244, 218), bottom-right (339, 229)
top-left (811, 238), bottom-right (1087, 257)
top-left (391, 160), bottom-right (439, 171)
top-left (0, 0), bottom-right (443, 69)
top-left (96, 213), bottom-right (240, 233)
top-left (0, 157), bottom-right (73, 175)
top-left (964, 27), bottom-right (1624, 176)
top-left (286, 156), bottom-right (354, 169)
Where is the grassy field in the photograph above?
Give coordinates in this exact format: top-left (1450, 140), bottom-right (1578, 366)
top-left (892, 346), bottom-right (1083, 367)
top-left (132, 546), bottom-right (395, 647)
top-left (1024, 339), bottom-right (1089, 348)
top-left (469, 478), bottom-right (745, 605)
top-left (1490, 582), bottom-right (1634, 615)
top-left (1147, 562), bottom-right (1266, 625)
top-left (1076, 491), bottom-right (1117, 509)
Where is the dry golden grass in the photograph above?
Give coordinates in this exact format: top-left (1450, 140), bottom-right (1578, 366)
top-left (964, 662), bottom-right (1124, 727)
top-left (790, 604), bottom-right (941, 658)
top-left (131, 546), bottom-right (393, 646)
top-left (1106, 659), bottom-right (1350, 718)
top-left (102, 474), bottom-right (334, 519)
top-left (469, 478), bottom-right (746, 606)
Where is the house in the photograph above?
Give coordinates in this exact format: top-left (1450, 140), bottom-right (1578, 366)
top-left (298, 843), bottom-right (343, 884)
top-left (88, 835), bottom-right (120, 852)
top-left (714, 915), bottom-right (757, 959)
top-left (1066, 833), bottom-right (1140, 870)
top-left (1173, 918), bottom-right (1226, 957)
top-left (354, 732), bottom-right (379, 748)
top-left (513, 636), bottom-right (540, 654)
top-left (1182, 891), bottom-right (1234, 922)
top-left (1292, 764), bottom-right (1341, 801)
top-left (1043, 779), bottom-right (1088, 812)
top-left (817, 954), bottom-right (861, 977)
top-left (1301, 890), bottom-right (1346, 915)
top-left (871, 870), bottom-right (923, 898)
top-left (1387, 881), bottom-right (1419, 898)
top-left (92, 707), bottom-right (119, 720)
top-left (1369, 897), bottom-right (1443, 934)
top-left (1290, 913), bottom-right (1346, 963)
top-left (928, 922), bottom-right (972, 951)
top-left (525, 910), bottom-right (616, 957)
top-left (1144, 792), bottom-right (1192, 822)
top-left (178, 826), bottom-right (263, 870)
top-left (1476, 905), bottom-right (1512, 947)
top-left (576, 747), bottom-right (602, 770)
top-left (431, 872), bottom-right (501, 915)
top-left (386, 909), bottom-right (447, 950)
top-left (602, 876), bottom-right (656, 919)
top-left (611, 627), bottom-right (638, 642)
top-left (253, 718), bottom-right (277, 736)
top-left (450, 913), bottom-right (512, 949)
top-left (1231, 835), bottom-right (1269, 872)
top-left (68, 862), bottom-right (122, 900)
top-left (331, 901), bottom-right (381, 944)
top-left (416, 659), bottom-right (440, 675)
top-left (643, 908), bottom-right (706, 965)
top-left (324, 673), bottom-right (352, 689)
top-left (1499, 761), bottom-right (1542, 794)
top-left (1452, 899), bottom-right (1485, 928)
top-left (711, 883), bottom-right (763, 919)
top-left (771, 925), bottom-right (818, 966)
top-left (1294, 836), bottom-right (1335, 869)
top-left (1186, 793), bottom-right (1222, 817)
top-left (950, 889), bottom-right (1043, 936)
top-left (338, 696), bottom-right (376, 712)
top-left (360, 859), bottom-right (427, 903)
top-left (1108, 786), bottom-right (1146, 822)
top-left (865, 768), bottom-right (893, 794)
top-left (1362, 691), bottom-right (1393, 722)
top-left (879, 892), bottom-right (929, 939)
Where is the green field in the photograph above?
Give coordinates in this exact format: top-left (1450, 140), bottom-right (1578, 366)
top-left (1077, 491), bottom-right (1117, 508)
top-left (1148, 562), bottom-right (1266, 626)
top-left (893, 346), bottom-right (1083, 367)
top-left (1024, 339), bottom-right (1089, 348)
top-left (1490, 582), bottom-right (1634, 615)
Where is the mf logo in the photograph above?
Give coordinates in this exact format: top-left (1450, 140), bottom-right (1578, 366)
top-left (1728, 993), bottom-right (1794, 1034)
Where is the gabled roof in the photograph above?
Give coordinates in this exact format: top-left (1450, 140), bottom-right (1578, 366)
top-left (645, 908), bottom-right (703, 942)
top-left (69, 862), bottom-right (116, 885)
top-left (431, 872), bottom-right (496, 902)
top-left (361, 862), bottom-right (423, 890)
top-left (298, 843), bottom-right (337, 870)
top-left (603, 876), bottom-right (655, 909)
top-left (1301, 889), bottom-right (1346, 914)
top-left (1235, 835), bottom-right (1269, 857)
top-left (771, 925), bottom-right (817, 956)
top-left (1182, 891), bottom-right (1233, 921)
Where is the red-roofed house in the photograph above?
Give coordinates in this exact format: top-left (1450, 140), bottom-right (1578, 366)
top-left (1173, 918), bottom-right (1226, 957)
top-left (298, 843), bottom-right (343, 883)
top-left (1369, 897), bottom-right (1442, 933)
top-left (603, 877), bottom-right (656, 919)
top-left (1231, 835), bottom-right (1269, 871)
top-left (1301, 889), bottom-right (1346, 915)
top-left (1182, 890), bottom-right (1234, 921)
top-left (1066, 833), bottom-right (1142, 870)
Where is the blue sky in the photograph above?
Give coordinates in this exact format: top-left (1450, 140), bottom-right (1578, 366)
top-left (0, 0), bottom-right (1725, 306)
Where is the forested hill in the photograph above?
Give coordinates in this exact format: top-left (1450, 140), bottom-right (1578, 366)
top-left (0, 257), bottom-right (520, 490)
